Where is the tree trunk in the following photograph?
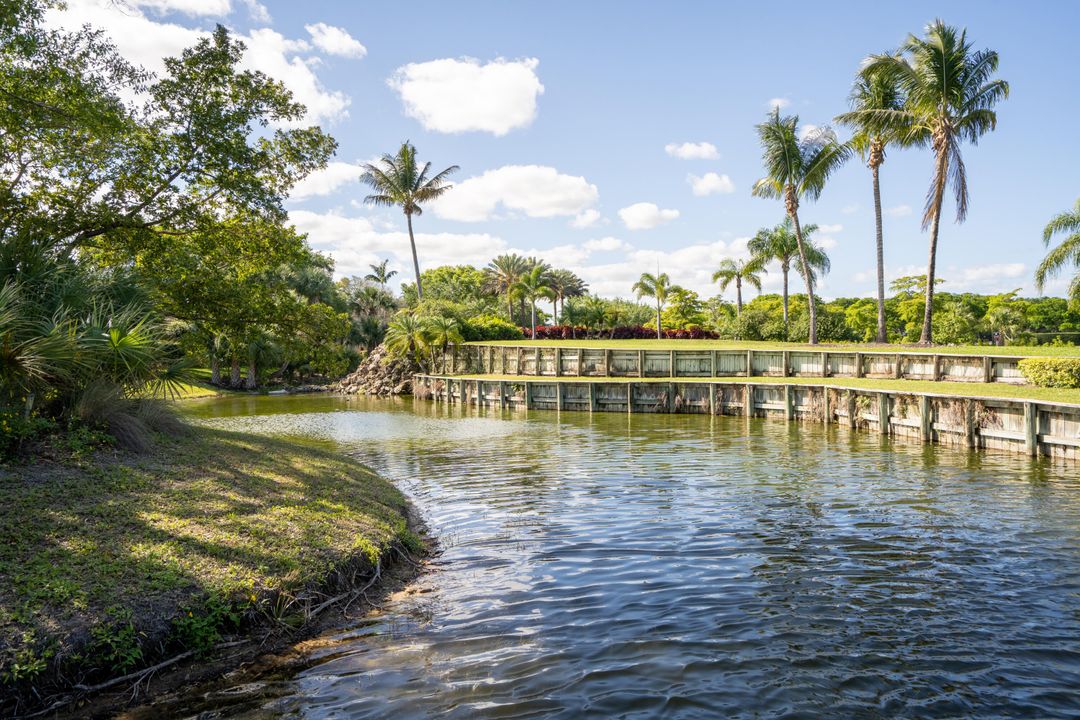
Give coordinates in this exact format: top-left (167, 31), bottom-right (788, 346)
top-left (406, 212), bottom-right (423, 301)
top-left (210, 347), bottom-right (221, 386)
top-left (553, 297), bottom-right (559, 325)
top-left (507, 295), bottom-right (514, 324)
top-left (245, 352), bottom-right (257, 390)
top-left (920, 149), bottom-right (949, 345)
top-left (736, 278), bottom-right (743, 317)
top-left (230, 355), bottom-right (241, 387)
top-left (781, 262), bottom-right (790, 339)
top-left (871, 161), bottom-right (887, 343)
top-left (656, 301), bottom-right (662, 339)
top-left (789, 211), bottom-right (818, 345)
top-left (530, 301), bottom-right (537, 339)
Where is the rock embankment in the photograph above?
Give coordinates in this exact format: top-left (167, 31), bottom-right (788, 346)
top-left (336, 344), bottom-right (416, 396)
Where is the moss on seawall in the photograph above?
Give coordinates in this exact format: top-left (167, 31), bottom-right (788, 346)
top-left (0, 427), bottom-right (425, 717)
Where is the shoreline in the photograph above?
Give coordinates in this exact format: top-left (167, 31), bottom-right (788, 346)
top-left (0, 428), bottom-right (431, 718)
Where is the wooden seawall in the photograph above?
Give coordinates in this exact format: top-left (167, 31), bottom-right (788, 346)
top-left (437, 345), bottom-right (1030, 385)
top-left (413, 374), bottom-right (1080, 462)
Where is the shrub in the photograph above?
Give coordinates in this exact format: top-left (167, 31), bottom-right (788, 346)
top-left (1018, 358), bottom-right (1080, 388)
top-left (462, 315), bottom-right (524, 341)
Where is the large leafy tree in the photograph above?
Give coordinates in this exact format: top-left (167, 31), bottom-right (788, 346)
top-left (360, 142), bottom-right (458, 301)
top-left (633, 272), bottom-right (678, 339)
top-left (512, 265), bottom-right (556, 339)
top-left (858, 20), bottom-right (1008, 344)
top-left (836, 68), bottom-right (906, 343)
top-left (1035, 198), bottom-right (1080, 303)
top-left (712, 258), bottom-right (765, 317)
top-left (747, 217), bottom-right (829, 335)
top-left (751, 108), bottom-right (849, 344)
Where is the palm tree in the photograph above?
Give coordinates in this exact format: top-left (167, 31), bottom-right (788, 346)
top-left (360, 142), bottom-right (459, 301)
top-left (711, 258), bottom-right (765, 317)
top-left (752, 108), bottom-right (849, 344)
top-left (747, 217), bottom-right (830, 335)
top-left (422, 315), bottom-right (463, 369)
top-left (365, 259), bottom-right (397, 289)
top-left (512, 266), bottom-right (555, 339)
top-left (1035, 197), bottom-right (1080, 302)
top-left (858, 21), bottom-right (1008, 344)
top-left (836, 68), bottom-right (905, 343)
top-left (548, 268), bottom-right (587, 323)
top-left (632, 272), bottom-right (677, 339)
top-left (384, 313), bottom-right (429, 366)
top-left (484, 253), bottom-right (529, 323)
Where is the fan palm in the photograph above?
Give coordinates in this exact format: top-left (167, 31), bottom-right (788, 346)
top-left (747, 217), bottom-right (830, 335)
top-left (422, 315), bottom-right (463, 369)
top-left (632, 272), bottom-right (677, 339)
top-left (548, 268), bottom-right (587, 323)
top-left (751, 108), bottom-right (849, 344)
top-left (711, 258), bottom-right (765, 317)
top-left (857, 21), bottom-right (1008, 343)
top-left (512, 266), bottom-right (556, 339)
top-left (384, 313), bottom-right (429, 365)
top-left (1035, 197), bottom-right (1080, 302)
top-left (835, 68), bottom-right (905, 343)
top-left (365, 259), bottom-right (397, 289)
top-left (484, 253), bottom-right (530, 323)
top-left (360, 142), bottom-right (459, 301)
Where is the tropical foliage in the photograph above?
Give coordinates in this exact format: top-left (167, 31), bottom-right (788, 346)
top-left (1035, 198), bottom-right (1080, 302)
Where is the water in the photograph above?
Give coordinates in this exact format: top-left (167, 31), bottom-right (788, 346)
top-left (166, 394), bottom-right (1080, 718)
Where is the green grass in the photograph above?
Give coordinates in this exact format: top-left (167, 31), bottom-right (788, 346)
top-left (467, 339), bottom-right (1080, 358)
top-left (0, 427), bottom-right (413, 692)
top-left (442, 373), bottom-right (1080, 405)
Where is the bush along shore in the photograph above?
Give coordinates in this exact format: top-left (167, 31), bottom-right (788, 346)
top-left (0, 427), bottom-right (426, 717)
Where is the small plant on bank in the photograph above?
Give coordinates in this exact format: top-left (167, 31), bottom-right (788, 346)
top-left (89, 607), bottom-right (144, 674)
top-left (1018, 358), bottom-right (1080, 389)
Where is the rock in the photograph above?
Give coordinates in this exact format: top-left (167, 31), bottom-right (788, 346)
top-left (333, 344), bottom-right (418, 397)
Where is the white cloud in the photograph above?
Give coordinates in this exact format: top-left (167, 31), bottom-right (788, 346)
top-left (842, 204), bottom-right (860, 215)
top-left (430, 165), bottom-right (598, 222)
top-left (240, 0), bottom-right (271, 23)
top-left (618, 202), bottom-right (679, 230)
top-left (389, 57), bottom-right (544, 135)
top-left (305, 22), bottom-right (367, 59)
top-left (46, 0), bottom-right (350, 127)
top-left (289, 161), bottom-right (367, 200)
top-left (886, 204), bottom-right (913, 217)
top-left (289, 210), bottom-right (505, 280)
top-left (817, 236), bottom-right (838, 249)
top-left (768, 97), bottom-right (791, 109)
top-left (665, 142), bottom-right (719, 160)
top-left (571, 209), bottom-right (602, 228)
top-left (130, 0), bottom-right (230, 16)
top-left (583, 237), bottom-right (630, 252)
top-left (856, 262), bottom-right (1028, 294)
top-left (688, 172), bottom-right (735, 196)
top-left (817, 223), bottom-right (843, 234)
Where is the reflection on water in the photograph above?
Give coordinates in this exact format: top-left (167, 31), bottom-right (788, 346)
top-left (166, 394), bottom-right (1080, 718)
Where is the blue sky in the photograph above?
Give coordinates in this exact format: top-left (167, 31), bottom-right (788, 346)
top-left (51, 0), bottom-right (1080, 300)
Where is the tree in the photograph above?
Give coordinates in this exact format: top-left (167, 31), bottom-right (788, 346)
top-left (747, 217), bottom-right (830, 334)
top-left (751, 108), bottom-right (849, 344)
top-left (360, 142), bottom-right (458, 301)
top-left (859, 20), bottom-right (1008, 344)
top-left (1035, 197), bottom-right (1080, 302)
top-left (633, 272), bottom-right (677, 339)
top-left (836, 68), bottom-right (906, 343)
top-left (384, 314), bottom-right (429, 366)
top-left (365, 259), bottom-right (397, 289)
top-left (548, 268), bottom-right (587, 323)
top-left (711, 258), bottom-right (765, 317)
top-left (484, 254), bottom-right (530, 323)
top-left (511, 266), bottom-right (555, 339)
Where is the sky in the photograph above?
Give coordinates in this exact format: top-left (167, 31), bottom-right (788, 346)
top-left (49, 0), bottom-right (1080, 301)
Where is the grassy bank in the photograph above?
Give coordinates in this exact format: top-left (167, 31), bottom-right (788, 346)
top-left (442, 373), bottom-right (1080, 405)
top-left (468, 339), bottom-right (1080, 358)
top-left (0, 427), bottom-right (419, 713)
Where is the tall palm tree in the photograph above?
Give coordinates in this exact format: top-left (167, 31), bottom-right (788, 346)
top-left (632, 272), bottom-right (677, 339)
top-left (752, 108), bottom-right (849, 344)
top-left (711, 258), bottom-right (765, 317)
top-left (548, 268), bottom-right (587, 323)
top-left (484, 253), bottom-right (529, 323)
top-left (835, 68), bottom-right (905, 343)
top-left (512, 265), bottom-right (555, 339)
top-left (1035, 197), bottom-right (1080, 302)
top-left (858, 21), bottom-right (1008, 344)
top-left (747, 217), bottom-right (830, 336)
top-left (365, 259), bottom-right (397, 289)
top-left (360, 142), bottom-right (459, 301)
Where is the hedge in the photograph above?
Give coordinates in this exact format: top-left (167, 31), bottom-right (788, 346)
top-left (1018, 357), bottom-right (1080, 389)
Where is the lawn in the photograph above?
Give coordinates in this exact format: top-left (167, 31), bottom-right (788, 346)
top-left (0, 427), bottom-right (416, 699)
top-left (467, 339), bottom-right (1080, 358)
top-left (441, 373), bottom-right (1080, 405)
